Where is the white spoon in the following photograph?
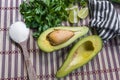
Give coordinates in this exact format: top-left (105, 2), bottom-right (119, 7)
top-left (9, 21), bottom-right (37, 80)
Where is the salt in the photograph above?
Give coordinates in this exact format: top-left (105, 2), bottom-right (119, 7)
top-left (9, 21), bottom-right (29, 43)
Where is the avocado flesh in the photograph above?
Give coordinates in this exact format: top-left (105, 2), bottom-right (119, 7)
top-left (56, 35), bottom-right (103, 78)
top-left (37, 26), bottom-right (89, 52)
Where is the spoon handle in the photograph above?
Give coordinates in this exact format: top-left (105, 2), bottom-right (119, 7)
top-left (20, 42), bottom-right (37, 80)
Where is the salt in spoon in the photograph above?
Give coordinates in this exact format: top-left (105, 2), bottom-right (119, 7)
top-left (9, 21), bottom-right (37, 80)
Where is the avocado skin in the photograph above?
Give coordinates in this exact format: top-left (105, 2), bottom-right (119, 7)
top-left (37, 26), bottom-right (89, 53)
top-left (56, 35), bottom-right (103, 78)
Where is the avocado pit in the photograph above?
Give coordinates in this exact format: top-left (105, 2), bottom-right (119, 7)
top-left (47, 29), bottom-right (74, 46)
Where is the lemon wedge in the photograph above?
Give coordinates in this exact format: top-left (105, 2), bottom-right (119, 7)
top-left (67, 6), bottom-right (78, 23)
top-left (78, 7), bottom-right (89, 19)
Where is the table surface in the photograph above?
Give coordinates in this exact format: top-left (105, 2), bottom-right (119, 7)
top-left (0, 0), bottom-right (120, 80)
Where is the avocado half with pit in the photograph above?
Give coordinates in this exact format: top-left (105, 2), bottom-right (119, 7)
top-left (56, 35), bottom-right (103, 78)
top-left (37, 26), bottom-right (89, 52)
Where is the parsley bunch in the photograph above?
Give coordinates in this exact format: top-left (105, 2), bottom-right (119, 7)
top-left (20, 0), bottom-right (69, 37)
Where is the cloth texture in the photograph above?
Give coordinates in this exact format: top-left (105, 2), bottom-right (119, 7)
top-left (89, 0), bottom-right (120, 42)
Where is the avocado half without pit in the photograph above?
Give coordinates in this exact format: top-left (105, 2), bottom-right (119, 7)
top-left (56, 35), bottom-right (103, 78)
top-left (37, 26), bottom-right (89, 52)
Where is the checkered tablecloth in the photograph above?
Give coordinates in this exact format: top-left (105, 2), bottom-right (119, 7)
top-left (0, 0), bottom-right (120, 80)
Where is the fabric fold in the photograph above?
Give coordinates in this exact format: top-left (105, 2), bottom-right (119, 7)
top-left (88, 0), bottom-right (120, 42)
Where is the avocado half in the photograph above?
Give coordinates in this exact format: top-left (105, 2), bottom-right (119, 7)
top-left (56, 35), bottom-right (103, 78)
top-left (37, 26), bottom-right (89, 52)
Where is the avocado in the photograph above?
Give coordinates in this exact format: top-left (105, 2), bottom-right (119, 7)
top-left (37, 26), bottom-right (89, 52)
top-left (56, 35), bottom-right (103, 78)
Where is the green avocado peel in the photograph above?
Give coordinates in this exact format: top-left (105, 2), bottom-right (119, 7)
top-left (56, 35), bottom-right (103, 78)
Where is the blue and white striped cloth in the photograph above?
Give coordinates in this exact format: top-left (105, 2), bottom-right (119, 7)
top-left (88, 0), bottom-right (120, 42)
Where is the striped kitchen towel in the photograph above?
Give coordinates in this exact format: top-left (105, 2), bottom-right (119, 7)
top-left (88, 0), bottom-right (120, 42)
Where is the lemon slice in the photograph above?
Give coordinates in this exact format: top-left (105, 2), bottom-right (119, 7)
top-left (78, 7), bottom-right (89, 19)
